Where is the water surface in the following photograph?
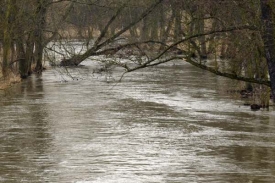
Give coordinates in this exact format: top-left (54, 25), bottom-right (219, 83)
top-left (1, 61), bottom-right (275, 183)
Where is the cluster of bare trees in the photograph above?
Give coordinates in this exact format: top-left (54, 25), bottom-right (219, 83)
top-left (1, 0), bottom-right (275, 104)
top-left (0, 0), bottom-right (47, 78)
top-left (0, 0), bottom-right (75, 79)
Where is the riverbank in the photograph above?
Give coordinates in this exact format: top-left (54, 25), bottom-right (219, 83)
top-left (0, 73), bottom-right (21, 90)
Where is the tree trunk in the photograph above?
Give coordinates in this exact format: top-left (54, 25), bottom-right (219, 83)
top-left (2, 28), bottom-right (11, 77)
top-left (2, 0), bottom-right (14, 77)
top-left (260, 0), bottom-right (275, 102)
top-left (150, 15), bottom-right (159, 40)
top-left (17, 39), bottom-right (28, 78)
top-left (141, 16), bottom-right (150, 41)
top-left (159, 4), bottom-right (165, 40)
top-left (34, 0), bottom-right (47, 72)
top-left (198, 17), bottom-right (207, 59)
top-left (171, 2), bottom-right (182, 41)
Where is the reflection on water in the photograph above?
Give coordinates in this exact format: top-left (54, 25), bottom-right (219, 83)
top-left (1, 61), bottom-right (275, 183)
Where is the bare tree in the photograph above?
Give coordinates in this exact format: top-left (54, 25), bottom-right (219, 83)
top-left (1, 0), bottom-right (275, 105)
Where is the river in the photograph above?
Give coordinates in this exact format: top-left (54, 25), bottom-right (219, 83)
top-left (1, 60), bottom-right (275, 183)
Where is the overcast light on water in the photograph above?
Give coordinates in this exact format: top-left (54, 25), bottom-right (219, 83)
top-left (1, 60), bottom-right (275, 183)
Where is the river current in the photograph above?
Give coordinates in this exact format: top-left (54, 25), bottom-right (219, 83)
top-left (1, 60), bottom-right (275, 183)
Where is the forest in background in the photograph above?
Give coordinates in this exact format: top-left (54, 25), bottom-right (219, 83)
top-left (0, 0), bottom-right (275, 107)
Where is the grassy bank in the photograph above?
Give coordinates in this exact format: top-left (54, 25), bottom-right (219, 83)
top-left (0, 72), bottom-right (21, 90)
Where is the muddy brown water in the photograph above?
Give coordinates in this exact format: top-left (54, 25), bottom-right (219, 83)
top-left (1, 60), bottom-right (275, 183)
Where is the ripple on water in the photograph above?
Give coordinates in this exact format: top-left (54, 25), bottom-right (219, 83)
top-left (1, 62), bottom-right (275, 182)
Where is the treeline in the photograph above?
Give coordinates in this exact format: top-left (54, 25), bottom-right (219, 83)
top-left (0, 0), bottom-right (275, 103)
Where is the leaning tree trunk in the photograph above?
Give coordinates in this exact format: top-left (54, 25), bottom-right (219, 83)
top-left (260, 0), bottom-right (275, 102)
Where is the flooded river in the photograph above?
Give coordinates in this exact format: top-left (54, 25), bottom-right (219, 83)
top-left (1, 60), bottom-right (275, 183)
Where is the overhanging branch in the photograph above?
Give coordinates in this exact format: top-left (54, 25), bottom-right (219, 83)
top-left (184, 57), bottom-right (271, 87)
top-left (123, 55), bottom-right (271, 87)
